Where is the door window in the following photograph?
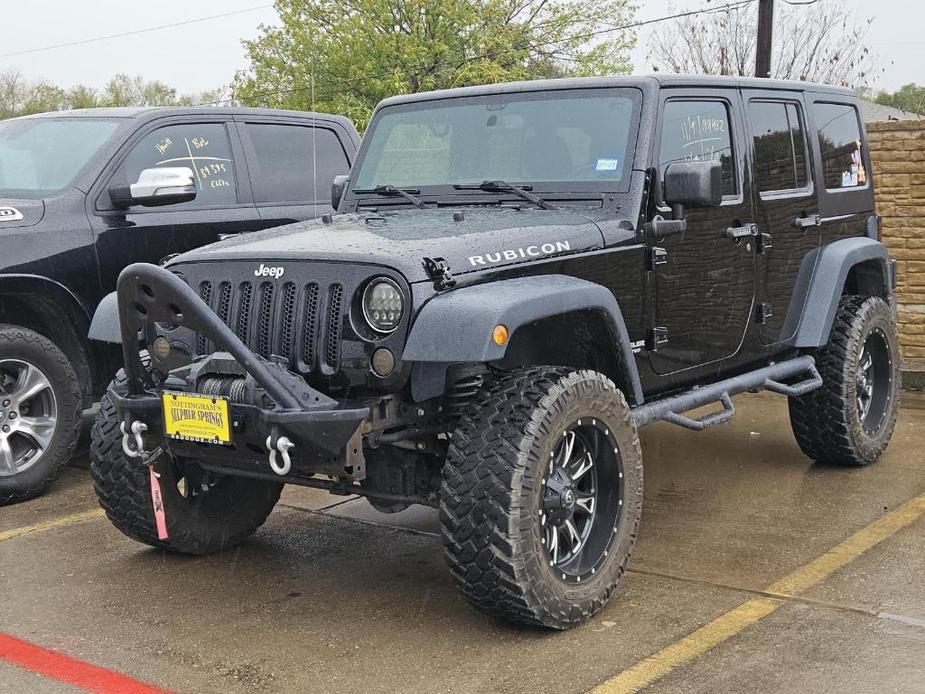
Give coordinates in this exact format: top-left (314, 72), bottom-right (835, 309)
top-left (244, 123), bottom-right (350, 204)
top-left (814, 102), bottom-right (866, 190)
top-left (749, 101), bottom-right (809, 194)
top-left (658, 100), bottom-right (737, 197)
top-left (116, 123), bottom-right (237, 207)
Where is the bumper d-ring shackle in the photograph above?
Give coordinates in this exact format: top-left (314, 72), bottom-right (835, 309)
top-left (121, 419), bottom-right (148, 459)
top-left (266, 427), bottom-right (295, 476)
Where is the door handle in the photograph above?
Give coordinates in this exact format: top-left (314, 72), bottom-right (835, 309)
top-left (725, 224), bottom-right (757, 242)
top-left (793, 214), bottom-right (821, 230)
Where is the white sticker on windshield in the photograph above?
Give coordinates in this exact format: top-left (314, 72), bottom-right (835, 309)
top-left (0, 206), bottom-right (24, 222)
top-left (595, 158), bottom-right (621, 173)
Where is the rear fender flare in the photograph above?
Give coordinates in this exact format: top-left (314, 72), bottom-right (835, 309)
top-left (789, 237), bottom-right (891, 348)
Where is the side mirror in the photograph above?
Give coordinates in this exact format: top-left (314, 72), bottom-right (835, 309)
top-left (109, 167), bottom-right (196, 209)
top-left (331, 174), bottom-right (349, 211)
top-left (664, 160), bottom-right (723, 210)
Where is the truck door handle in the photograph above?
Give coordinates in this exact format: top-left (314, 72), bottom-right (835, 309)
top-left (725, 224), bottom-right (757, 241)
top-left (793, 215), bottom-right (821, 230)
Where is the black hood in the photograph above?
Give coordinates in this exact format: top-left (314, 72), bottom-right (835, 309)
top-left (171, 207), bottom-right (607, 283)
top-left (0, 198), bottom-right (45, 229)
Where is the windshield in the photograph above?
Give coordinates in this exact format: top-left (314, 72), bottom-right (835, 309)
top-left (353, 88), bottom-right (641, 194)
top-left (0, 117), bottom-right (121, 196)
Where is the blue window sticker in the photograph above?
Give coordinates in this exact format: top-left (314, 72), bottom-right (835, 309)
top-left (595, 157), bottom-right (621, 174)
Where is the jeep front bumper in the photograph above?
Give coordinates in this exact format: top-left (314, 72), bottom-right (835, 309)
top-left (112, 263), bottom-right (369, 480)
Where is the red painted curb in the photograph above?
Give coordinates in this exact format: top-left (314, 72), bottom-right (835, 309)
top-left (0, 632), bottom-right (170, 693)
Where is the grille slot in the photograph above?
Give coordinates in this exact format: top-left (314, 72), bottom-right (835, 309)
top-left (197, 282), bottom-right (213, 354)
top-left (324, 284), bottom-right (344, 371)
top-left (278, 282), bottom-right (298, 360)
top-left (256, 282), bottom-right (276, 358)
top-left (236, 282), bottom-right (254, 342)
top-left (301, 283), bottom-right (320, 371)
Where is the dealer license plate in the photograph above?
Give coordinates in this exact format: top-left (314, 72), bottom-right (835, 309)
top-left (162, 392), bottom-right (231, 445)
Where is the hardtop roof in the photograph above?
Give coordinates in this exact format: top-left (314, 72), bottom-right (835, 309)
top-left (377, 74), bottom-right (856, 108)
top-left (6, 106), bottom-right (353, 126)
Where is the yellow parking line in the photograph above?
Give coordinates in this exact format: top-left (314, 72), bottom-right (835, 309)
top-left (592, 490), bottom-right (925, 694)
top-left (0, 508), bottom-right (105, 543)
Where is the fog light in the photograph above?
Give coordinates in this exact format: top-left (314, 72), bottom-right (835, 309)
top-left (492, 324), bottom-right (509, 346)
top-left (371, 348), bottom-right (395, 377)
top-left (151, 336), bottom-right (172, 362)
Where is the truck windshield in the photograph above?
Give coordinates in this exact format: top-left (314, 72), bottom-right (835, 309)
top-left (0, 117), bottom-right (121, 196)
top-left (353, 88), bottom-right (641, 194)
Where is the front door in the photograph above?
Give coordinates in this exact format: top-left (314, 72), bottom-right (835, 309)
top-left (743, 90), bottom-right (820, 345)
top-left (90, 119), bottom-right (261, 295)
top-left (649, 90), bottom-right (756, 375)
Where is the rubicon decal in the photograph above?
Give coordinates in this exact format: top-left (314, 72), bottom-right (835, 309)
top-left (254, 263), bottom-right (285, 278)
top-left (0, 207), bottom-right (24, 222)
top-left (468, 241), bottom-right (571, 267)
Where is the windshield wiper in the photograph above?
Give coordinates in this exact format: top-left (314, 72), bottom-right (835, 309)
top-left (353, 184), bottom-right (426, 209)
top-left (452, 180), bottom-right (551, 210)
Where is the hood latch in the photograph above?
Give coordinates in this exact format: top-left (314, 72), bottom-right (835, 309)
top-left (422, 256), bottom-right (456, 291)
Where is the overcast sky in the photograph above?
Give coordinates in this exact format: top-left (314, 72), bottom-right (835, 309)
top-left (1, 0), bottom-right (920, 97)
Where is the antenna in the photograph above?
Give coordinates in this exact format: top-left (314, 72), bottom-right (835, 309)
top-left (311, 56), bottom-right (317, 220)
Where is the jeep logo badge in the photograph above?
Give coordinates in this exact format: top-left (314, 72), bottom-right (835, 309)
top-left (254, 263), bottom-right (285, 279)
top-left (0, 206), bottom-right (24, 222)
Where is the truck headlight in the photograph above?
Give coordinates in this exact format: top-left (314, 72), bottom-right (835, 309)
top-left (362, 278), bottom-right (403, 334)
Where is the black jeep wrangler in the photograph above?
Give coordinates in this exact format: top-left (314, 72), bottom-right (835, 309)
top-left (89, 76), bottom-right (900, 629)
top-left (0, 106), bottom-right (358, 503)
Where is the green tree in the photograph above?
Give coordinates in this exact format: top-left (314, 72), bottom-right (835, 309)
top-left (66, 85), bottom-right (100, 110)
top-left (233, 0), bottom-right (638, 129)
top-left (874, 83), bottom-right (925, 116)
top-left (22, 83), bottom-right (67, 115)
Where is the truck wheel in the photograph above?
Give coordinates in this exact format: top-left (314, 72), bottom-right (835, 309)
top-left (0, 325), bottom-right (82, 505)
top-left (789, 295), bottom-right (900, 466)
top-left (440, 368), bottom-right (643, 629)
top-left (90, 370), bottom-right (282, 554)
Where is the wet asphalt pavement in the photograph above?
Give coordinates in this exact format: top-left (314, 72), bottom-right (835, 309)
top-left (1, 391), bottom-right (923, 693)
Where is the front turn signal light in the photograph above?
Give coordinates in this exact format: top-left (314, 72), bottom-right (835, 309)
top-left (492, 324), bottom-right (509, 346)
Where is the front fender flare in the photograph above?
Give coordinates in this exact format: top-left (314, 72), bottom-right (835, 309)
top-left (402, 275), bottom-right (643, 405)
top-left (88, 291), bottom-right (121, 343)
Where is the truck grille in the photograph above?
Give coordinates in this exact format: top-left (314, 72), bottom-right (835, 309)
top-left (194, 279), bottom-right (345, 374)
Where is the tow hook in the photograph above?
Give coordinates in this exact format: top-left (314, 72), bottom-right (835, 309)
top-left (266, 430), bottom-right (295, 475)
top-left (121, 420), bottom-right (148, 459)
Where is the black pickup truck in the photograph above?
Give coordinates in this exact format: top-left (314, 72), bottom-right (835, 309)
top-left (0, 107), bottom-right (359, 503)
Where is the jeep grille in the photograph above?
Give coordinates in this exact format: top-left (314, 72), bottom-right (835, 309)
top-left (194, 279), bottom-right (345, 375)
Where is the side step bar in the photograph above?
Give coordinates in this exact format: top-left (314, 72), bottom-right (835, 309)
top-left (631, 356), bottom-right (822, 431)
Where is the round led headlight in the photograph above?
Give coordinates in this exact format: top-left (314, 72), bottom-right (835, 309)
top-left (362, 278), bottom-right (404, 334)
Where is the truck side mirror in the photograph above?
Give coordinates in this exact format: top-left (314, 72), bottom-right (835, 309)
top-left (331, 175), bottom-right (349, 211)
top-left (109, 167), bottom-right (196, 209)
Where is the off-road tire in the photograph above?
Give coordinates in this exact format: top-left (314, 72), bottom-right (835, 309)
top-left (0, 325), bottom-right (82, 505)
top-left (440, 368), bottom-right (643, 629)
top-left (789, 295), bottom-right (900, 466)
top-left (90, 370), bottom-right (282, 554)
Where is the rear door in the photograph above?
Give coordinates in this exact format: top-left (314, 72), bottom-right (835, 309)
top-left (648, 89), bottom-right (757, 375)
top-left (237, 118), bottom-right (354, 226)
top-left (742, 89), bottom-right (820, 345)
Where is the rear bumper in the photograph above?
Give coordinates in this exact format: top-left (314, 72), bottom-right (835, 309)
top-left (112, 263), bottom-right (369, 479)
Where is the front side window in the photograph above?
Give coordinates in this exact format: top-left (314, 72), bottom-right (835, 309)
top-left (814, 102), bottom-right (866, 190)
top-left (749, 100), bottom-right (809, 194)
top-left (0, 117), bottom-right (120, 196)
top-left (658, 100), bottom-right (737, 197)
top-left (352, 88), bottom-right (641, 192)
top-left (244, 123), bottom-right (350, 204)
top-left (116, 123), bottom-right (237, 207)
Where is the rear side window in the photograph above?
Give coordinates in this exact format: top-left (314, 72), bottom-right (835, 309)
top-left (658, 100), bottom-right (737, 196)
top-left (244, 123), bottom-right (350, 204)
top-left (118, 123), bottom-right (237, 207)
top-left (814, 102), bottom-right (866, 190)
top-left (749, 101), bottom-right (809, 194)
